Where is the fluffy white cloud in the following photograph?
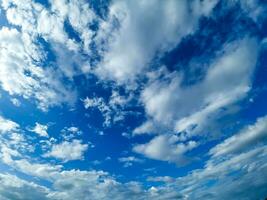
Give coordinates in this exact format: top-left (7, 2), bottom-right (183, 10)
top-left (133, 135), bottom-right (197, 165)
top-left (95, 0), bottom-right (219, 83)
top-left (0, 27), bottom-right (76, 111)
top-left (0, 115), bottom-right (19, 133)
top-left (0, 0), bottom-right (97, 110)
top-left (83, 96), bottom-right (112, 126)
top-left (147, 176), bottom-right (175, 183)
top-left (0, 173), bottom-right (51, 200)
top-left (60, 126), bottom-right (82, 141)
top-left (210, 115), bottom-right (267, 157)
top-left (30, 123), bottom-right (49, 137)
top-left (44, 139), bottom-right (88, 162)
top-left (140, 37), bottom-right (258, 134)
top-left (173, 140), bottom-right (267, 199)
top-left (1, 117), bottom-right (266, 199)
top-left (83, 92), bottom-right (131, 126)
top-left (133, 37), bottom-right (259, 164)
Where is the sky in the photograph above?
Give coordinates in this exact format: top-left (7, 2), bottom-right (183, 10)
top-left (0, 0), bottom-right (267, 199)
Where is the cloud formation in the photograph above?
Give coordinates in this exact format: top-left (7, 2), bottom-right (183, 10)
top-left (44, 139), bottom-right (88, 162)
top-left (0, 0), bottom-right (266, 199)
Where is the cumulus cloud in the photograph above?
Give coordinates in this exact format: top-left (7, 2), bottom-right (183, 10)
top-left (0, 26), bottom-right (76, 111)
top-left (44, 139), bottom-right (88, 162)
top-left (0, 115), bottom-right (19, 133)
top-left (210, 115), bottom-right (267, 157)
top-left (141, 37), bottom-right (258, 136)
top-left (30, 123), bottom-right (49, 137)
top-left (0, 0), bottom-right (97, 110)
top-left (83, 96), bottom-right (112, 126)
top-left (133, 135), bottom-right (197, 165)
top-left (133, 37), bottom-right (259, 164)
top-left (0, 173), bottom-right (51, 200)
top-left (0, 1), bottom-right (266, 199)
top-left (60, 126), bottom-right (82, 141)
top-left (83, 92), bottom-right (131, 126)
top-left (95, 0), bottom-right (219, 83)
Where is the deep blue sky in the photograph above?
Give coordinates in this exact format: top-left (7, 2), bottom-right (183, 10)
top-left (0, 0), bottom-right (267, 199)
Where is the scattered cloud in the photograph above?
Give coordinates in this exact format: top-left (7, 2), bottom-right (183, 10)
top-left (118, 156), bottom-right (143, 167)
top-left (133, 135), bottom-right (197, 165)
top-left (10, 98), bottom-right (21, 107)
top-left (44, 139), bottom-right (88, 162)
top-left (210, 115), bottom-right (267, 157)
top-left (30, 123), bottom-right (49, 137)
top-left (0, 115), bottom-right (19, 133)
top-left (95, 0), bottom-right (219, 83)
top-left (147, 176), bottom-right (175, 183)
top-left (0, 0), bottom-right (266, 199)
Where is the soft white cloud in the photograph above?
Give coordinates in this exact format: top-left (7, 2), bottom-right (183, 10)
top-left (44, 139), bottom-right (88, 162)
top-left (133, 37), bottom-right (259, 164)
top-left (5, 158), bottom-right (62, 180)
top-left (0, 173), bottom-right (51, 200)
top-left (118, 156), bottom-right (143, 167)
top-left (140, 116), bottom-right (267, 199)
top-left (133, 121), bottom-right (156, 135)
top-left (0, 115), bottom-right (19, 133)
top-left (83, 93), bottom-right (130, 126)
top-left (83, 96), bottom-right (112, 126)
top-left (95, 0), bottom-right (219, 83)
top-left (67, 126), bottom-right (80, 133)
top-left (61, 126), bottom-right (82, 141)
top-left (133, 135), bottom-right (197, 165)
top-left (30, 123), bottom-right (49, 137)
top-left (173, 144), bottom-right (267, 199)
top-left (0, 27), bottom-right (76, 111)
top-left (147, 176), bottom-right (175, 183)
top-left (210, 115), bottom-right (267, 157)
top-left (0, 0), bottom-right (97, 110)
top-left (140, 37), bottom-right (258, 137)
top-left (1, 122), bottom-right (266, 200)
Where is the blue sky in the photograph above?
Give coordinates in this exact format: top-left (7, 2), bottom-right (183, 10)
top-left (0, 0), bottom-right (267, 199)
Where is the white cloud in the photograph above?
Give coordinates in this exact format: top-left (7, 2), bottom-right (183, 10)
top-left (0, 115), bottom-right (19, 133)
top-left (10, 98), bottom-right (21, 107)
top-left (132, 37), bottom-right (259, 164)
top-left (83, 93), bottom-right (130, 126)
top-left (140, 37), bottom-right (259, 137)
top-left (133, 135), bottom-right (197, 165)
top-left (67, 126), bottom-right (80, 133)
top-left (95, 0), bottom-right (219, 83)
top-left (133, 121), bottom-right (156, 135)
top-left (83, 96), bottom-right (112, 126)
top-left (172, 144), bottom-right (267, 199)
top-left (0, 27), bottom-right (76, 111)
top-left (210, 115), bottom-right (267, 157)
top-left (30, 123), bottom-right (49, 137)
top-left (1, 128), bottom-right (265, 200)
top-left (61, 126), bottom-right (82, 141)
top-left (0, 173), bottom-right (51, 200)
top-left (147, 176), bottom-right (175, 183)
top-left (118, 156), bottom-right (143, 167)
top-left (0, 0), bottom-right (97, 110)
top-left (140, 116), bottom-right (267, 199)
top-left (7, 158), bottom-right (62, 180)
top-left (44, 139), bottom-right (88, 162)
